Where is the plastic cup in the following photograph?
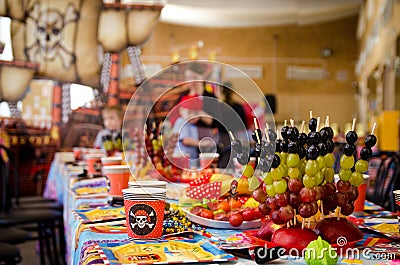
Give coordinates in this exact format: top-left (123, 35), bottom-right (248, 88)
top-left (102, 165), bottom-right (131, 197)
top-left (101, 156), bottom-right (122, 166)
top-left (353, 174), bottom-right (370, 216)
top-left (199, 152), bottom-right (219, 169)
top-left (84, 153), bottom-right (105, 175)
top-left (128, 180), bottom-right (167, 189)
top-left (393, 190), bottom-right (400, 229)
top-left (122, 187), bottom-right (166, 240)
top-left (171, 153), bottom-right (189, 169)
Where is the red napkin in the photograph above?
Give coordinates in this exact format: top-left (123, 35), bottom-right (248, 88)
top-left (186, 182), bottom-right (222, 200)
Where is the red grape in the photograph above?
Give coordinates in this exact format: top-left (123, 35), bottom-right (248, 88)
top-left (341, 202), bottom-right (354, 216)
top-left (275, 192), bottom-right (289, 207)
top-left (267, 197), bottom-right (278, 210)
top-left (323, 195), bottom-right (337, 211)
top-left (300, 187), bottom-right (316, 203)
top-left (258, 202), bottom-right (272, 216)
top-left (289, 193), bottom-right (301, 209)
top-left (271, 210), bottom-right (285, 225)
top-left (253, 188), bottom-right (268, 203)
top-left (279, 205), bottom-right (295, 223)
top-left (333, 192), bottom-right (348, 208)
top-left (324, 182), bottom-right (336, 196)
top-left (298, 203), bottom-right (314, 218)
top-left (347, 186), bottom-right (359, 201)
top-left (313, 186), bottom-right (325, 200)
top-left (337, 180), bottom-right (351, 193)
top-left (288, 178), bottom-right (303, 194)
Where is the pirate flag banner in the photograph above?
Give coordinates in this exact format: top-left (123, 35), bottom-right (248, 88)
top-left (0, 0), bottom-right (103, 87)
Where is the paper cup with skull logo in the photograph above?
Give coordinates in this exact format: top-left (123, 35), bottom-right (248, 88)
top-left (103, 165), bottom-right (131, 197)
top-left (128, 181), bottom-right (167, 189)
top-left (84, 153), bottom-right (105, 176)
top-left (122, 187), bottom-right (166, 240)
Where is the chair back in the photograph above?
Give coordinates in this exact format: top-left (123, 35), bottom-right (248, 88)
top-left (367, 152), bottom-right (400, 212)
top-left (0, 144), bottom-right (20, 212)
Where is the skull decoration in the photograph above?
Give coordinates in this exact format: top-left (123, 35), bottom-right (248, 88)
top-left (25, 2), bottom-right (79, 69)
top-left (128, 204), bottom-right (157, 236)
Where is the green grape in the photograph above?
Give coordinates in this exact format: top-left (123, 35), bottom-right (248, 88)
top-left (316, 156), bottom-right (325, 170)
top-left (287, 153), bottom-right (301, 168)
top-left (323, 167), bottom-right (335, 182)
top-left (355, 159), bottom-right (369, 173)
top-left (265, 184), bottom-right (276, 197)
top-left (281, 164), bottom-right (288, 178)
top-left (338, 168), bottom-right (352, 181)
top-left (324, 153), bottom-right (335, 168)
top-left (350, 171), bottom-right (364, 187)
top-left (340, 155), bottom-right (355, 170)
top-left (288, 167), bottom-right (301, 179)
top-left (271, 168), bottom-right (283, 181)
top-left (273, 179), bottom-right (287, 194)
top-left (263, 172), bottom-right (273, 185)
top-left (302, 174), bottom-right (317, 188)
top-left (280, 152), bottom-right (288, 165)
top-left (299, 160), bottom-right (306, 176)
top-left (315, 171), bottom-right (324, 185)
top-left (305, 160), bottom-right (319, 176)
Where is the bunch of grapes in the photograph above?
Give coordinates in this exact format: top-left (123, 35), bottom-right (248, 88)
top-left (233, 113), bottom-right (377, 228)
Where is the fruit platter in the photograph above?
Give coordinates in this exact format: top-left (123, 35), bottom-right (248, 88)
top-left (178, 113), bottom-right (377, 262)
top-left (226, 114), bottom-right (377, 260)
top-left (179, 172), bottom-right (267, 229)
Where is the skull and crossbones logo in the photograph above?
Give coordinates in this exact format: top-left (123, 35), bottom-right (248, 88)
top-left (128, 204), bottom-right (157, 235)
top-left (25, 2), bottom-right (79, 69)
top-left (130, 210), bottom-right (155, 229)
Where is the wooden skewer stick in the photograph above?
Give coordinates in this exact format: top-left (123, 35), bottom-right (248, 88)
top-left (302, 218), bottom-right (305, 229)
top-left (287, 221), bottom-right (291, 228)
top-left (228, 131), bottom-right (235, 141)
top-left (264, 128), bottom-right (270, 142)
top-left (337, 207), bottom-right (341, 221)
top-left (310, 111), bottom-right (313, 119)
top-left (301, 121), bottom-right (305, 133)
top-left (308, 218), bottom-right (311, 229)
top-left (316, 117), bottom-right (320, 132)
top-left (294, 210), bottom-right (297, 226)
top-left (371, 123), bottom-right (377, 135)
top-left (290, 119), bottom-right (295, 127)
top-left (284, 120), bottom-right (287, 127)
top-left (253, 118), bottom-right (261, 144)
top-left (351, 118), bottom-right (356, 131)
top-left (320, 201), bottom-right (324, 220)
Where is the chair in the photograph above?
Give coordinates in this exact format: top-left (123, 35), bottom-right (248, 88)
top-left (0, 144), bottom-right (65, 265)
top-left (0, 242), bottom-right (22, 265)
top-left (368, 152), bottom-right (400, 212)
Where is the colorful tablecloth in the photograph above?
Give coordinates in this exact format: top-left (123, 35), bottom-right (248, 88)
top-left (44, 152), bottom-right (400, 265)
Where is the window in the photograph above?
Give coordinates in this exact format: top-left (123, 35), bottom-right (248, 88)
top-left (70, 84), bottom-right (95, 110)
top-left (0, 16), bottom-right (13, 61)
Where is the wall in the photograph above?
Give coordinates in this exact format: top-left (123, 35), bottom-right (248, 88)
top-left (125, 16), bottom-right (359, 128)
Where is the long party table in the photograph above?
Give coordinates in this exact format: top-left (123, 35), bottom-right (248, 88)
top-left (44, 152), bottom-right (400, 265)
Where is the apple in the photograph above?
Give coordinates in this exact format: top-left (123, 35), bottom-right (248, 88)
top-left (271, 227), bottom-right (318, 248)
top-left (256, 220), bottom-right (282, 241)
top-left (316, 217), bottom-right (363, 244)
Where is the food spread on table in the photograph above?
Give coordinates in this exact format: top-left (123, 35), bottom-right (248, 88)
top-left (44, 113), bottom-right (400, 265)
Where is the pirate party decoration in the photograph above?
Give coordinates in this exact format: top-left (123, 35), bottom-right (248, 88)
top-left (0, 0), bottom-right (163, 89)
top-left (128, 204), bottom-right (157, 236)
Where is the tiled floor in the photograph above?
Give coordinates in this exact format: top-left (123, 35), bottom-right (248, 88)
top-left (18, 239), bottom-right (65, 265)
top-left (18, 240), bottom-right (41, 265)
